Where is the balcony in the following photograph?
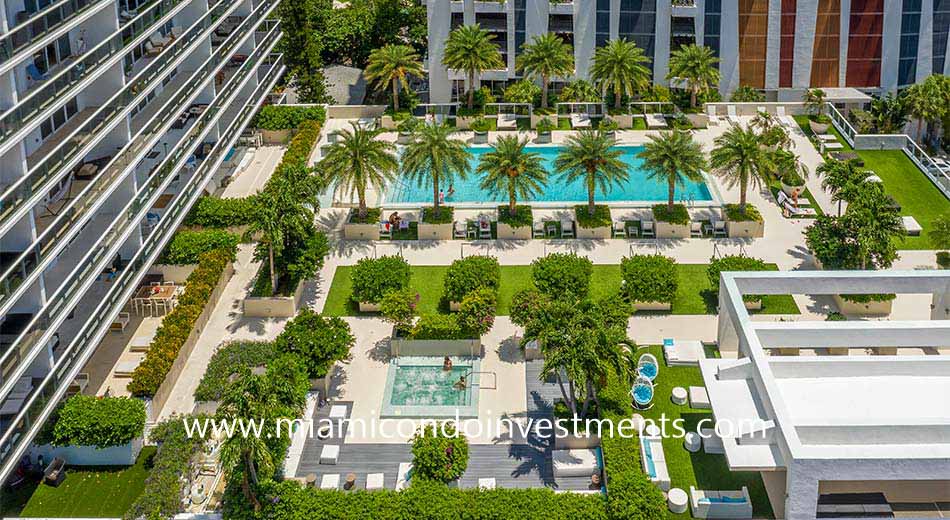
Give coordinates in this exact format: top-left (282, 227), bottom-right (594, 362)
top-left (671, 0), bottom-right (698, 17)
top-left (0, 0), bottom-right (111, 68)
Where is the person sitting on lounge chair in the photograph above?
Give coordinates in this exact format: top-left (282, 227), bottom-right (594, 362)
top-left (389, 212), bottom-right (402, 228)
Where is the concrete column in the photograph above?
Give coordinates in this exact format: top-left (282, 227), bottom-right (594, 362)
top-left (695, 0), bottom-right (706, 47)
top-left (916, 0), bottom-right (934, 81)
top-left (932, 282), bottom-right (950, 321)
top-left (784, 466), bottom-right (819, 520)
top-left (880, 0), bottom-right (901, 91)
top-left (507, 0), bottom-right (516, 78)
top-left (792, 0), bottom-right (818, 88)
top-left (574, 0), bottom-right (596, 79)
top-left (655, 0), bottom-right (672, 85)
top-left (838, 0), bottom-right (850, 87)
top-left (717, 290), bottom-right (740, 353)
top-left (719, 0), bottom-right (740, 93)
top-left (610, 0), bottom-right (620, 40)
top-left (765, 0), bottom-right (783, 89)
top-left (428, 0), bottom-right (452, 103)
top-left (525, 0), bottom-right (548, 40)
top-left (464, 0), bottom-right (475, 24)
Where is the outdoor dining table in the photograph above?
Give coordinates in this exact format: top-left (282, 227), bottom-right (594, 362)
top-left (132, 285), bottom-right (176, 315)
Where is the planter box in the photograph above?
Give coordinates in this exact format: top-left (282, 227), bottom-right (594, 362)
top-left (554, 433), bottom-right (601, 450)
top-left (833, 295), bottom-right (893, 317)
top-left (261, 129), bottom-right (291, 144)
top-left (148, 264), bottom-right (198, 284)
top-left (472, 131), bottom-right (488, 144)
top-left (535, 131), bottom-right (552, 144)
top-left (456, 116), bottom-right (477, 130)
top-left (497, 221), bottom-right (532, 240)
top-left (32, 437), bottom-right (144, 467)
top-left (243, 279), bottom-right (307, 318)
top-left (358, 301), bottom-right (381, 312)
top-left (633, 301), bottom-right (672, 311)
top-left (726, 219), bottom-right (764, 238)
top-left (343, 222), bottom-right (379, 240)
top-left (381, 115), bottom-right (399, 130)
top-left (576, 225), bottom-right (611, 239)
top-left (418, 221), bottom-right (454, 240)
top-left (390, 336), bottom-right (481, 356)
top-left (655, 221), bottom-right (690, 239)
top-left (781, 181), bottom-right (805, 197)
top-left (809, 120), bottom-right (830, 135)
top-left (612, 114), bottom-right (634, 129)
top-left (531, 113), bottom-right (554, 129)
top-left (744, 300), bottom-right (763, 311)
top-left (397, 132), bottom-right (413, 145)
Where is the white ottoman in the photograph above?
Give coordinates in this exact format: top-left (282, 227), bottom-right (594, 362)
top-left (671, 386), bottom-right (688, 405)
top-left (668, 487), bottom-right (688, 513)
top-left (320, 474), bottom-right (340, 489)
top-left (688, 386), bottom-right (710, 409)
top-left (630, 413), bottom-right (645, 433)
top-left (684, 432), bottom-right (701, 452)
top-left (644, 423), bottom-right (661, 438)
top-left (478, 477), bottom-right (496, 490)
top-left (366, 473), bottom-right (384, 490)
top-left (320, 444), bottom-right (340, 465)
top-left (329, 405), bottom-right (347, 420)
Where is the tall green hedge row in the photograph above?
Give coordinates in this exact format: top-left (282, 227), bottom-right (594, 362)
top-left (51, 395), bottom-right (146, 448)
top-left (252, 105), bottom-right (326, 131)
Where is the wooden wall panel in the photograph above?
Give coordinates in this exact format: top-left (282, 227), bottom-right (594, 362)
top-left (846, 0), bottom-right (882, 86)
top-left (810, 0), bottom-right (840, 86)
top-left (739, 0), bottom-right (769, 87)
top-left (779, 0), bottom-right (796, 87)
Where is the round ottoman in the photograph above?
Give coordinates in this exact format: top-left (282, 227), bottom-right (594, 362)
top-left (644, 423), bottom-right (661, 437)
top-left (631, 413), bottom-right (645, 433)
top-left (671, 386), bottom-right (688, 405)
top-left (683, 432), bottom-right (701, 452)
top-left (668, 487), bottom-right (688, 514)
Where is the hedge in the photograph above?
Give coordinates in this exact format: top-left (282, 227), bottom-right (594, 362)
top-left (351, 255), bottom-right (411, 304)
top-left (410, 314), bottom-right (468, 340)
top-left (124, 417), bottom-right (206, 520)
top-left (442, 256), bottom-right (501, 303)
top-left (410, 423), bottom-right (469, 482)
top-left (252, 105), bottom-right (326, 131)
top-left (274, 119), bottom-right (323, 174)
top-left (127, 249), bottom-right (233, 396)
top-left (531, 253), bottom-right (593, 300)
top-left (574, 204), bottom-right (611, 229)
top-left (707, 255), bottom-right (769, 303)
top-left (496, 205), bottom-right (533, 229)
top-left (620, 254), bottom-right (678, 304)
top-left (651, 203), bottom-right (690, 225)
top-left (161, 229), bottom-right (239, 265)
top-left (193, 341), bottom-right (278, 402)
top-left (183, 195), bottom-right (257, 228)
top-left (51, 395), bottom-right (146, 448)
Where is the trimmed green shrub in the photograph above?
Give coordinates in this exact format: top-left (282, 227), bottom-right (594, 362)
top-left (184, 196), bottom-right (257, 228)
top-left (590, 292), bottom-right (633, 328)
top-left (51, 395), bottom-right (146, 448)
top-left (496, 205), bottom-right (533, 228)
top-left (651, 203), bottom-right (690, 225)
top-left (380, 287), bottom-right (418, 337)
top-left (457, 287), bottom-right (496, 337)
top-left (509, 288), bottom-right (549, 327)
top-left (422, 206), bottom-right (454, 224)
top-left (574, 204), bottom-right (611, 229)
top-left (469, 117), bottom-right (492, 133)
top-left (277, 119), bottom-right (323, 170)
top-left (620, 254), bottom-right (678, 304)
top-left (536, 117), bottom-right (556, 133)
top-left (252, 105), bottom-right (326, 131)
top-left (531, 253), bottom-right (593, 300)
top-left (723, 203), bottom-right (763, 223)
top-left (781, 170), bottom-right (806, 187)
top-left (503, 79), bottom-right (541, 106)
top-left (411, 422), bottom-right (469, 482)
top-left (410, 314), bottom-right (467, 340)
top-left (826, 311), bottom-right (846, 321)
top-left (442, 256), bottom-right (501, 303)
top-left (351, 255), bottom-right (411, 304)
top-left (194, 341), bottom-right (277, 402)
top-left (250, 229), bottom-right (330, 298)
top-left (349, 207), bottom-right (382, 225)
top-left (266, 354), bottom-right (311, 413)
top-left (605, 470), bottom-right (668, 520)
top-left (397, 116), bottom-right (421, 134)
top-left (128, 249), bottom-right (232, 396)
top-left (840, 293), bottom-right (896, 303)
top-left (162, 229), bottom-right (238, 265)
top-left (707, 255), bottom-right (770, 303)
top-left (937, 251), bottom-right (950, 269)
top-left (274, 309), bottom-right (354, 379)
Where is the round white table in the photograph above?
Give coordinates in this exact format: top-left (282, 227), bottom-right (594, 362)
top-left (684, 432), bottom-right (701, 452)
top-left (668, 487), bottom-right (688, 513)
top-left (644, 423), bottom-right (661, 437)
top-left (671, 386), bottom-right (688, 405)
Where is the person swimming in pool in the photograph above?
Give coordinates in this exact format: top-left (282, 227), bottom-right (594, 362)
top-left (454, 375), bottom-right (466, 390)
top-left (447, 185), bottom-right (455, 198)
top-left (443, 356), bottom-right (453, 371)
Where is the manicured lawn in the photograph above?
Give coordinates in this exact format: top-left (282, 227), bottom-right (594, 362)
top-left (635, 345), bottom-right (775, 519)
top-left (322, 264), bottom-right (799, 316)
top-left (19, 446), bottom-right (156, 518)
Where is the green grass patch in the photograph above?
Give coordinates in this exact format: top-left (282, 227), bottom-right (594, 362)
top-left (634, 346), bottom-right (774, 519)
top-left (323, 264), bottom-right (799, 316)
top-left (20, 446), bottom-right (156, 518)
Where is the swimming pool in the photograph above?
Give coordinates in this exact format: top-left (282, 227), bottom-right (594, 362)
top-left (381, 357), bottom-right (481, 418)
top-left (385, 145), bottom-right (714, 205)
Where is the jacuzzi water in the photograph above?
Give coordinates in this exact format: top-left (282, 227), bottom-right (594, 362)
top-left (638, 362), bottom-right (658, 380)
top-left (389, 364), bottom-right (472, 407)
top-left (642, 438), bottom-right (657, 476)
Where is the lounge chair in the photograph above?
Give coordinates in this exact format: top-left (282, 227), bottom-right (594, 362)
top-left (552, 448), bottom-right (600, 477)
top-left (479, 218), bottom-right (492, 239)
top-left (570, 113), bottom-right (591, 128)
top-left (111, 312), bottom-right (130, 332)
top-left (690, 221), bottom-right (703, 238)
top-left (726, 105), bottom-right (739, 124)
top-left (639, 436), bottom-right (670, 490)
top-left (560, 219), bottom-right (575, 238)
top-left (497, 112), bottom-right (517, 130)
top-left (366, 473), bottom-right (384, 490)
top-left (645, 113), bottom-right (667, 129)
top-left (395, 462), bottom-right (413, 491)
top-left (533, 220), bottom-right (545, 238)
top-left (379, 222), bottom-right (392, 239)
top-left (776, 190), bottom-right (812, 208)
top-left (711, 220), bottom-right (727, 237)
top-left (689, 486), bottom-right (753, 518)
top-left (663, 339), bottom-right (704, 367)
top-left (613, 220), bottom-right (628, 238)
top-left (453, 221), bottom-right (467, 239)
top-left (706, 105), bottom-right (720, 126)
top-left (640, 220), bottom-right (655, 238)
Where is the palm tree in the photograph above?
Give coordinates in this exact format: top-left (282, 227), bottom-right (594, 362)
top-left (817, 159), bottom-right (870, 216)
top-left (905, 75), bottom-right (950, 144)
top-left (865, 93), bottom-right (909, 134)
top-left (442, 24), bottom-right (504, 110)
top-left (365, 44), bottom-right (425, 112)
top-left (709, 125), bottom-right (773, 213)
top-left (750, 111), bottom-right (791, 149)
top-left (638, 130), bottom-right (707, 211)
top-left (666, 44), bottom-right (720, 108)
top-left (803, 88), bottom-right (827, 119)
top-left (843, 183), bottom-right (904, 270)
top-left (554, 130), bottom-right (628, 215)
top-left (318, 122), bottom-right (398, 220)
top-left (559, 79), bottom-right (601, 103)
top-left (929, 212), bottom-right (950, 251)
top-left (590, 38), bottom-right (651, 109)
top-left (516, 33), bottom-right (574, 109)
top-left (401, 122), bottom-right (472, 217)
top-left (477, 135), bottom-right (548, 217)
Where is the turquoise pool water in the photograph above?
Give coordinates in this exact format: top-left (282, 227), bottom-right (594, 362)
top-left (390, 365), bottom-right (471, 407)
top-left (386, 145), bottom-right (713, 204)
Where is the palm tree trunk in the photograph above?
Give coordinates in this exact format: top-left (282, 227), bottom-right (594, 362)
top-left (690, 87), bottom-right (697, 109)
top-left (392, 79), bottom-right (400, 112)
top-left (554, 372), bottom-right (576, 417)
top-left (268, 245), bottom-right (277, 296)
top-left (587, 172), bottom-right (596, 215)
top-left (614, 83), bottom-right (622, 110)
top-left (433, 176), bottom-right (441, 216)
top-left (509, 185), bottom-right (517, 217)
top-left (241, 472), bottom-right (261, 512)
top-left (668, 178), bottom-right (676, 211)
top-left (246, 452), bottom-right (260, 485)
top-left (358, 189), bottom-right (367, 219)
top-left (739, 176), bottom-right (748, 213)
top-left (541, 75), bottom-right (549, 109)
top-left (467, 70), bottom-right (476, 110)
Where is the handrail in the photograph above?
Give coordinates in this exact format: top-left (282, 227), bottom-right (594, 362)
top-left (0, 0), bottom-right (109, 67)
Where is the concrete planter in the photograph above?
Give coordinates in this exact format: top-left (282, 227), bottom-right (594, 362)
top-left (32, 437), bottom-right (144, 467)
top-left (744, 300), bottom-right (763, 311)
top-left (781, 181), bottom-right (805, 197)
top-left (809, 120), bottom-right (830, 135)
top-left (576, 225), bottom-right (611, 239)
top-left (497, 221), bottom-right (532, 240)
top-left (833, 295), bottom-right (893, 317)
top-left (655, 221), bottom-right (690, 239)
top-left (472, 131), bottom-right (488, 144)
top-left (243, 279), bottom-right (307, 318)
top-left (148, 264), bottom-right (198, 284)
top-left (535, 131), bottom-right (552, 144)
top-left (726, 219), bottom-right (765, 238)
top-left (343, 222), bottom-right (380, 240)
top-left (381, 115), bottom-right (399, 130)
top-left (456, 116), bottom-right (477, 130)
top-left (612, 114), bottom-right (634, 129)
top-left (358, 301), bottom-right (382, 312)
top-left (261, 129), bottom-right (291, 144)
top-left (418, 222), bottom-right (454, 240)
top-left (530, 113), bottom-right (555, 129)
top-left (390, 335), bottom-right (481, 356)
top-left (397, 132), bottom-right (413, 145)
top-left (633, 301), bottom-right (672, 311)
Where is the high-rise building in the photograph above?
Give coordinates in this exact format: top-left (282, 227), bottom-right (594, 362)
top-left (426, 0), bottom-right (945, 102)
top-left (0, 0), bottom-right (283, 481)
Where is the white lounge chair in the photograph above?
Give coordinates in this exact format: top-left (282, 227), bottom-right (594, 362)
top-left (533, 220), bottom-right (545, 238)
top-left (689, 486), bottom-right (753, 518)
top-left (639, 436), bottom-right (671, 490)
top-left (453, 221), bottom-right (467, 239)
top-left (726, 105), bottom-right (740, 124)
top-left (379, 222), bottom-right (392, 239)
top-left (706, 105), bottom-right (720, 126)
top-left (690, 221), bottom-right (703, 238)
top-left (560, 219), bottom-right (575, 238)
top-left (711, 220), bottom-right (727, 237)
top-left (496, 112), bottom-right (517, 130)
top-left (479, 218), bottom-right (492, 239)
top-left (570, 113), bottom-right (591, 128)
top-left (111, 312), bottom-right (130, 332)
top-left (640, 220), bottom-right (655, 238)
top-left (663, 339), bottom-right (704, 367)
top-left (645, 113), bottom-right (667, 129)
top-left (552, 448), bottom-right (600, 477)
top-left (613, 220), bottom-right (628, 238)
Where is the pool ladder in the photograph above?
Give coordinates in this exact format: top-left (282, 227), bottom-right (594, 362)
top-left (462, 371), bottom-right (497, 390)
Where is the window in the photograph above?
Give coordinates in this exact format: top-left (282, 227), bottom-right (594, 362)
top-left (39, 97), bottom-right (79, 139)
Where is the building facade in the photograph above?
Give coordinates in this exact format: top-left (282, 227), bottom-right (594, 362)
top-left (0, 0), bottom-right (284, 481)
top-left (426, 0), bottom-right (948, 103)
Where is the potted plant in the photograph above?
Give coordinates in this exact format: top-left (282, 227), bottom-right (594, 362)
top-left (535, 117), bottom-right (555, 144)
top-left (780, 171), bottom-right (806, 197)
top-left (350, 255), bottom-right (411, 311)
top-left (397, 117), bottom-right (420, 144)
top-left (651, 203), bottom-right (691, 238)
top-left (599, 117), bottom-right (619, 139)
top-left (573, 204), bottom-right (612, 239)
top-left (607, 107), bottom-right (634, 129)
top-left (620, 254), bottom-right (677, 311)
top-left (470, 117), bottom-right (491, 144)
top-left (418, 206), bottom-right (455, 240)
top-left (803, 88), bottom-right (830, 134)
top-left (723, 203), bottom-right (765, 238)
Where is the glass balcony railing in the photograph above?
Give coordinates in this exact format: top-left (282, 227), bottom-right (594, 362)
top-left (0, 21), bottom-right (281, 403)
top-left (0, 0), bottom-right (108, 66)
top-left (0, 3), bottom-right (278, 315)
top-left (0, 53), bottom-right (284, 483)
top-left (0, 0), bottom-right (188, 144)
top-left (0, 0), bottom-right (244, 232)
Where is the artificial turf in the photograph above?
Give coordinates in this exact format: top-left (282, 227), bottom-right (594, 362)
top-left (19, 446), bottom-right (156, 518)
top-left (322, 264), bottom-right (799, 316)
